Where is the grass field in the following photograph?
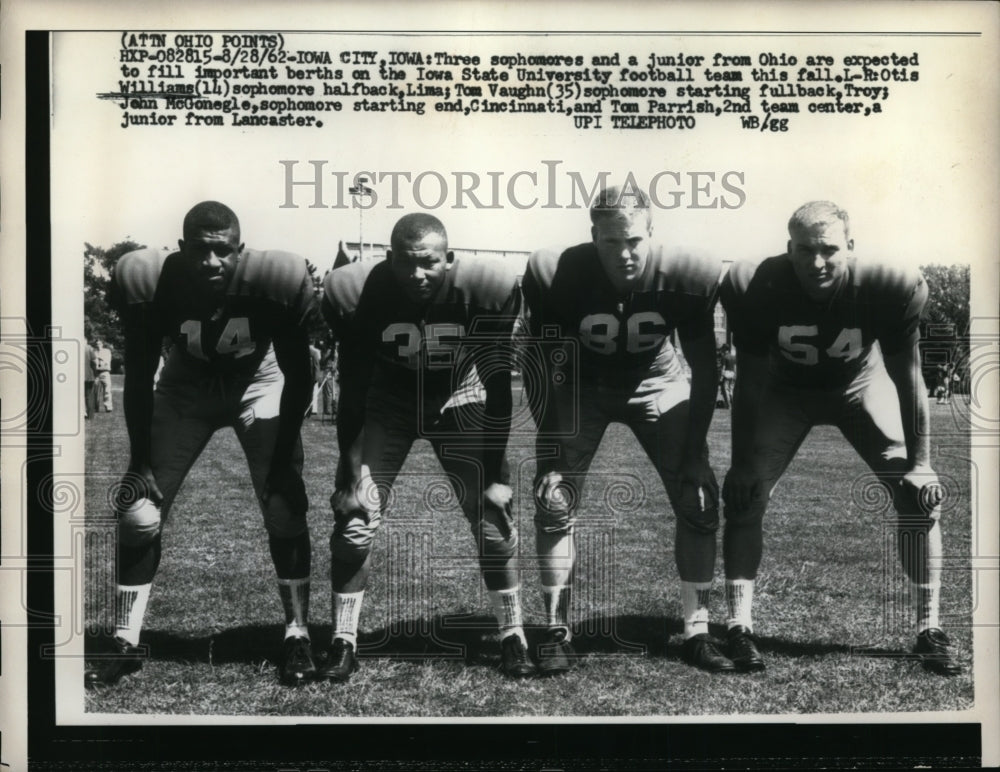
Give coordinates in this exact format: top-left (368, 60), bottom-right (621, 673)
top-left (84, 375), bottom-right (974, 716)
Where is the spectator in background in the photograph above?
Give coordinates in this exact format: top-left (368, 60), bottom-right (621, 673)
top-left (84, 338), bottom-right (96, 419)
top-left (92, 339), bottom-right (113, 413)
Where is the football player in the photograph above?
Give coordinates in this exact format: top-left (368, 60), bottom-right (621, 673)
top-left (522, 185), bottom-right (733, 674)
top-left (319, 213), bottom-right (532, 681)
top-left (85, 201), bottom-right (319, 688)
top-left (720, 200), bottom-right (960, 675)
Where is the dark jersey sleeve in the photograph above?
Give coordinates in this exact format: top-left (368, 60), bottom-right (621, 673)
top-left (667, 250), bottom-right (723, 341)
top-left (522, 247), bottom-right (563, 337)
top-left (111, 248), bottom-right (169, 336)
top-left (870, 265), bottom-right (928, 356)
top-left (242, 249), bottom-right (317, 331)
top-left (720, 259), bottom-right (772, 356)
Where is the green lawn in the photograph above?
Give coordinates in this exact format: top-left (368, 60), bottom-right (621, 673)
top-left (84, 375), bottom-right (974, 716)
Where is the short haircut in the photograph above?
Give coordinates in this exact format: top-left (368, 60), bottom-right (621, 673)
top-left (788, 200), bottom-right (850, 240)
top-left (182, 201), bottom-right (240, 242)
top-left (390, 212), bottom-right (448, 249)
top-left (589, 184), bottom-right (652, 226)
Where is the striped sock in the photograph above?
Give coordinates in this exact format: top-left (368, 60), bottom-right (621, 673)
top-left (114, 583), bottom-right (152, 646)
top-left (726, 579), bottom-right (755, 632)
top-left (681, 581), bottom-right (712, 639)
top-left (489, 587), bottom-right (526, 645)
top-left (332, 591), bottom-right (364, 646)
top-left (277, 577), bottom-right (310, 640)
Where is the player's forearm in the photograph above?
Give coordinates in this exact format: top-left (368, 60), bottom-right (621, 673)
top-left (122, 332), bottom-right (159, 468)
top-left (123, 378), bottom-right (155, 468)
top-left (730, 353), bottom-right (767, 467)
top-left (482, 373), bottom-right (513, 485)
top-left (886, 350), bottom-right (932, 468)
top-left (679, 332), bottom-right (718, 456)
top-left (274, 367), bottom-right (312, 461)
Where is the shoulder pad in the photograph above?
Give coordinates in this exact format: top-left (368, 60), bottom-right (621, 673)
top-left (322, 260), bottom-right (377, 318)
top-left (113, 248), bottom-right (171, 305)
top-left (452, 254), bottom-right (519, 309)
top-left (852, 259), bottom-right (924, 304)
top-left (651, 246), bottom-right (724, 295)
top-left (525, 246), bottom-right (568, 290)
top-left (235, 249), bottom-right (310, 302)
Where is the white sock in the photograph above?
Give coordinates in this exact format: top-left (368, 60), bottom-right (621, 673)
top-left (681, 581), bottom-right (712, 639)
top-left (489, 587), bottom-right (526, 645)
top-left (915, 582), bottom-right (941, 634)
top-left (332, 590), bottom-right (364, 646)
top-left (277, 577), bottom-right (310, 640)
top-left (542, 584), bottom-right (572, 640)
top-left (114, 583), bottom-right (152, 646)
top-left (726, 579), bottom-right (755, 632)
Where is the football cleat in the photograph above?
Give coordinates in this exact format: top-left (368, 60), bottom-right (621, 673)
top-left (317, 637), bottom-right (358, 683)
top-left (726, 625), bottom-right (766, 672)
top-left (84, 636), bottom-right (144, 688)
top-left (536, 628), bottom-right (575, 676)
top-left (500, 634), bottom-right (537, 679)
top-left (681, 633), bottom-right (736, 673)
top-left (278, 635), bottom-right (317, 686)
top-left (914, 628), bottom-right (962, 676)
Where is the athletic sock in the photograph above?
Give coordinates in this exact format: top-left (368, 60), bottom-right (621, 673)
top-left (541, 584), bottom-right (572, 640)
top-left (915, 582), bottom-right (941, 634)
top-left (277, 577), bottom-right (310, 640)
top-left (114, 583), bottom-right (152, 646)
top-left (331, 590), bottom-right (364, 647)
top-left (489, 587), bottom-right (526, 645)
top-left (726, 579), bottom-right (755, 632)
top-left (681, 580), bottom-right (712, 639)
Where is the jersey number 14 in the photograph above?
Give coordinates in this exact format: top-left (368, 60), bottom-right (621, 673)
top-left (778, 326), bottom-right (863, 365)
top-left (180, 317), bottom-right (256, 360)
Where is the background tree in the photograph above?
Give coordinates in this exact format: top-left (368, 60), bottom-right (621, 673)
top-left (84, 240), bottom-right (145, 361)
top-left (919, 263), bottom-right (970, 392)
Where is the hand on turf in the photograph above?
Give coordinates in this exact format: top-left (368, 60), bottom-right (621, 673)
top-left (679, 457), bottom-right (718, 512)
top-left (117, 463), bottom-right (163, 511)
top-left (902, 465), bottom-right (944, 513)
top-left (264, 463), bottom-right (308, 516)
top-left (722, 466), bottom-right (760, 513)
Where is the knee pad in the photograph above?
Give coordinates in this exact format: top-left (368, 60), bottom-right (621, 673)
top-left (675, 502), bottom-right (721, 535)
top-left (723, 500), bottom-right (766, 528)
top-left (478, 502), bottom-right (519, 558)
top-left (263, 493), bottom-right (309, 539)
top-left (118, 498), bottom-right (162, 547)
top-left (329, 496), bottom-right (381, 563)
top-left (533, 471), bottom-right (577, 535)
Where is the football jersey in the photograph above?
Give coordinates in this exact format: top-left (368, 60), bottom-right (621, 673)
top-left (720, 255), bottom-right (927, 389)
top-left (322, 256), bottom-right (520, 405)
top-left (522, 242), bottom-right (722, 384)
top-left (113, 246), bottom-right (316, 377)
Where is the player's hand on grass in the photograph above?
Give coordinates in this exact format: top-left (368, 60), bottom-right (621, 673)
top-left (901, 465), bottom-right (944, 513)
top-left (722, 466), bottom-right (760, 513)
top-left (116, 463), bottom-right (163, 511)
top-left (264, 463), bottom-right (309, 516)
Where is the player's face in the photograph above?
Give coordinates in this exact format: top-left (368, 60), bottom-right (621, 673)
top-left (787, 219), bottom-right (853, 302)
top-left (591, 213), bottom-right (652, 293)
top-left (178, 225), bottom-right (243, 300)
top-left (388, 232), bottom-right (452, 304)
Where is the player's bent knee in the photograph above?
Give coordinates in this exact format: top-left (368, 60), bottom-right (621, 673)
top-left (676, 505), bottom-right (720, 535)
top-left (117, 498), bottom-right (161, 547)
top-left (478, 517), bottom-right (518, 558)
top-left (329, 509), bottom-right (381, 563)
top-left (723, 504), bottom-right (765, 528)
top-left (263, 494), bottom-right (309, 539)
top-left (533, 473), bottom-right (576, 534)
